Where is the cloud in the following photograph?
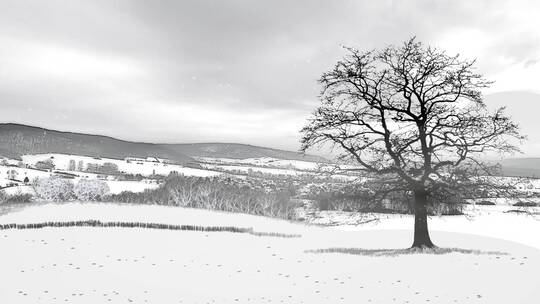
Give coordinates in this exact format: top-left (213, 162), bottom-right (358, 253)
top-left (485, 91), bottom-right (540, 156)
top-left (0, 0), bottom-right (539, 152)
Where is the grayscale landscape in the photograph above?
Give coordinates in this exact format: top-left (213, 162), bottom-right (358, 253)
top-left (1, 1), bottom-right (539, 303)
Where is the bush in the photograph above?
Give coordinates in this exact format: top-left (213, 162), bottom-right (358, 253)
top-left (86, 162), bottom-right (119, 175)
top-left (427, 202), bottom-right (464, 216)
top-left (513, 201), bottom-right (539, 207)
top-left (33, 176), bottom-right (74, 201)
top-left (110, 174), bottom-right (299, 219)
top-left (4, 192), bottom-right (33, 204)
top-left (0, 189), bottom-right (34, 204)
top-left (310, 190), bottom-right (464, 215)
top-left (0, 190), bottom-right (7, 203)
top-left (35, 159), bottom-right (55, 170)
top-left (74, 179), bottom-right (110, 201)
top-left (476, 200), bottom-right (496, 205)
top-left (119, 174), bottom-right (145, 181)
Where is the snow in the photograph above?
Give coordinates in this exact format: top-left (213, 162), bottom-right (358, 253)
top-left (329, 205), bottom-right (540, 250)
top-left (202, 163), bottom-right (305, 176)
top-left (199, 158), bottom-right (359, 181)
top-left (0, 169), bottom-right (160, 195)
top-left (0, 153), bottom-right (224, 195)
top-left (1, 180), bottom-right (158, 196)
top-left (20, 153), bottom-right (221, 178)
top-left (0, 203), bottom-right (539, 303)
top-left (0, 203), bottom-right (304, 235)
top-left (0, 166), bottom-right (51, 185)
top-left (1, 185), bottom-right (35, 195)
top-left (198, 157), bottom-right (322, 171)
top-left (106, 181), bottom-right (159, 194)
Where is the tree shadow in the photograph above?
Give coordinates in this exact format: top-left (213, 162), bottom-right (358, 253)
top-left (305, 247), bottom-right (508, 257)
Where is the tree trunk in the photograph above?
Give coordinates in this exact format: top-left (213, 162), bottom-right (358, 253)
top-left (411, 188), bottom-right (435, 249)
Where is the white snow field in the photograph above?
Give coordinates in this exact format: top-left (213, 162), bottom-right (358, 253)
top-left (20, 153), bottom-right (221, 178)
top-left (315, 205), bottom-right (540, 250)
top-left (198, 157), bottom-right (360, 181)
top-left (1, 180), bottom-right (159, 196)
top-left (0, 203), bottom-right (539, 304)
top-left (197, 157), bottom-right (322, 171)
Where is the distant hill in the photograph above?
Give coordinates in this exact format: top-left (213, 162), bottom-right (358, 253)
top-left (167, 143), bottom-right (326, 162)
top-left (497, 158), bottom-right (540, 178)
top-left (0, 123), bottom-right (324, 163)
top-left (0, 123), bottom-right (194, 163)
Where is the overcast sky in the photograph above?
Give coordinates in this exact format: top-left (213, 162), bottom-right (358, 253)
top-left (1, 0), bottom-right (539, 155)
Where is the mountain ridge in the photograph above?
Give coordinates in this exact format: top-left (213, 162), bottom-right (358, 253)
top-left (0, 123), bottom-right (325, 163)
top-left (496, 157), bottom-right (540, 178)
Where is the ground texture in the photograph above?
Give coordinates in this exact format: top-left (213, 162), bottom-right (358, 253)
top-left (0, 203), bottom-right (539, 304)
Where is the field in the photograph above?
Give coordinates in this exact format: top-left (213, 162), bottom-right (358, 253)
top-left (0, 153), bottom-right (358, 197)
top-left (0, 153), bottom-right (223, 195)
top-left (2, 154), bottom-right (540, 303)
top-left (0, 203), bottom-right (539, 304)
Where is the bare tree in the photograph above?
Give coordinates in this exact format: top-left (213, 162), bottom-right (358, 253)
top-left (68, 159), bottom-right (76, 171)
top-left (301, 38), bottom-right (524, 248)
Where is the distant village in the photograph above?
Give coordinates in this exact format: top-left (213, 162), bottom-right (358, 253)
top-left (0, 155), bottom-right (174, 192)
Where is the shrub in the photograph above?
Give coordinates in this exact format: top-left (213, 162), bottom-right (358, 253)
top-left (476, 200), bottom-right (496, 205)
top-left (35, 159), bottom-right (55, 170)
top-left (109, 174), bottom-right (299, 219)
top-left (86, 162), bottom-right (119, 175)
top-left (5, 192), bottom-right (33, 204)
top-left (309, 189), bottom-right (464, 215)
top-left (74, 179), bottom-right (110, 201)
top-left (119, 174), bottom-right (144, 181)
top-left (0, 190), bottom-right (7, 203)
top-left (427, 202), bottom-right (464, 216)
top-left (33, 176), bottom-right (74, 201)
top-left (513, 201), bottom-right (539, 207)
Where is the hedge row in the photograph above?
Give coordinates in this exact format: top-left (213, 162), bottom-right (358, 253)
top-left (0, 220), bottom-right (302, 238)
top-left (0, 220), bottom-right (251, 233)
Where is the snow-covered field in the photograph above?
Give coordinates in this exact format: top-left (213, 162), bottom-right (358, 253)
top-left (0, 153), bottom-right (358, 196)
top-left (105, 181), bottom-right (160, 194)
top-left (314, 205), bottom-right (540, 250)
top-left (197, 157), bottom-right (322, 171)
top-left (0, 168), bottom-right (161, 195)
top-left (1, 152), bottom-right (224, 194)
top-left (20, 154), bottom-right (221, 177)
top-left (0, 203), bottom-right (539, 304)
top-left (199, 157), bottom-right (359, 181)
top-left (202, 163), bottom-right (305, 176)
top-left (0, 166), bottom-right (51, 184)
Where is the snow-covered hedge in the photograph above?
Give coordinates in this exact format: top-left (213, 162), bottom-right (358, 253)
top-left (33, 177), bottom-right (111, 202)
top-left (33, 176), bottom-right (74, 201)
top-left (74, 179), bottom-right (110, 201)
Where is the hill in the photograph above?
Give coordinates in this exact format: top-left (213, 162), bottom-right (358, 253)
top-left (0, 123), bottom-right (324, 163)
top-left (0, 124), bottom-right (194, 163)
top-left (497, 158), bottom-right (540, 178)
top-left (167, 143), bottom-right (326, 162)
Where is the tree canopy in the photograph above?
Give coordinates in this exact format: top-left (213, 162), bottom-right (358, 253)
top-left (301, 38), bottom-right (524, 248)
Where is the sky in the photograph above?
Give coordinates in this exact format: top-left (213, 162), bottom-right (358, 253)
top-left (1, 0), bottom-right (539, 156)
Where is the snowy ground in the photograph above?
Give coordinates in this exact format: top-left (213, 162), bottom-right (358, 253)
top-left (20, 154), bottom-right (221, 177)
top-left (0, 203), bottom-right (539, 303)
top-left (0, 178), bottom-right (159, 195)
top-left (197, 157), bottom-right (362, 180)
top-left (197, 157), bottom-right (322, 171)
top-left (309, 205), bottom-right (540, 250)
